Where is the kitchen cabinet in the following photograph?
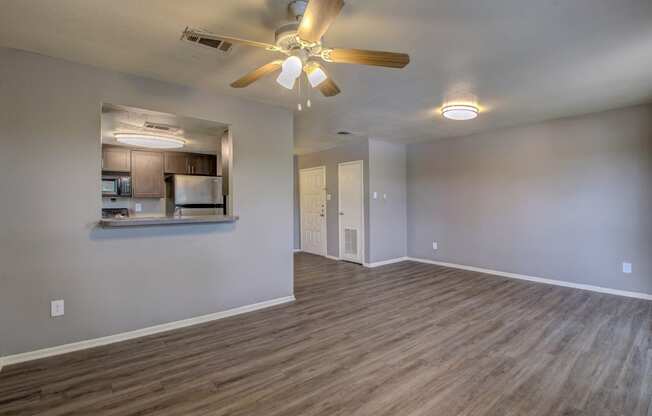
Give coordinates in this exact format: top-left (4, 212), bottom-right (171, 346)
top-left (102, 146), bottom-right (131, 172)
top-left (164, 152), bottom-right (190, 174)
top-left (131, 150), bottom-right (164, 198)
top-left (190, 154), bottom-right (216, 176)
top-left (164, 152), bottom-right (217, 175)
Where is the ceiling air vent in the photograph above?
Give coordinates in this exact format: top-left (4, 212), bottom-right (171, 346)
top-left (143, 122), bottom-right (182, 135)
top-left (181, 27), bottom-right (233, 54)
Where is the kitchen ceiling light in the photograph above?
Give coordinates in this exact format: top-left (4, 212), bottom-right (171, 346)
top-left (441, 104), bottom-right (479, 121)
top-left (115, 132), bottom-right (185, 149)
top-left (276, 56), bottom-right (303, 90)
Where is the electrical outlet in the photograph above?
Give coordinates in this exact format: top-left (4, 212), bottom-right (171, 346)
top-left (134, 203), bottom-right (142, 212)
top-left (51, 299), bottom-right (64, 317)
top-left (622, 262), bottom-right (632, 274)
top-left (326, 194), bottom-right (332, 201)
top-left (432, 241), bottom-right (438, 251)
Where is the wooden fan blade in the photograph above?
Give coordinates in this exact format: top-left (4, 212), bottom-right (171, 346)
top-left (231, 60), bottom-right (283, 88)
top-left (183, 27), bottom-right (279, 51)
top-left (319, 78), bottom-right (341, 97)
top-left (322, 48), bottom-right (410, 68)
top-left (297, 0), bottom-right (344, 43)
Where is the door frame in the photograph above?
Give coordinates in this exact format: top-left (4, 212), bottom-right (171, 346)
top-left (299, 166), bottom-right (327, 257)
top-left (337, 160), bottom-right (365, 264)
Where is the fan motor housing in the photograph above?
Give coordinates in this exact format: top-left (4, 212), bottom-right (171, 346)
top-left (275, 23), bottom-right (300, 51)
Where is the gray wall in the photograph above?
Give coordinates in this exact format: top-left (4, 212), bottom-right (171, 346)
top-left (295, 141), bottom-right (370, 261)
top-left (368, 140), bottom-right (407, 263)
top-left (0, 48), bottom-right (294, 356)
top-left (407, 105), bottom-right (652, 295)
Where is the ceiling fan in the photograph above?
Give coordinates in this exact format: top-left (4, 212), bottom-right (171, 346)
top-left (181, 0), bottom-right (410, 98)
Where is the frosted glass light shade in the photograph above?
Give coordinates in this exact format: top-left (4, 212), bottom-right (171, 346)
top-left (276, 56), bottom-right (303, 90)
top-left (441, 105), bottom-right (479, 121)
top-left (114, 133), bottom-right (185, 149)
top-left (306, 67), bottom-right (327, 87)
top-left (276, 72), bottom-right (297, 90)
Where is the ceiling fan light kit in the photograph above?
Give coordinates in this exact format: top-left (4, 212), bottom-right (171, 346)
top-left (183, 0), bottom-right (410, 106)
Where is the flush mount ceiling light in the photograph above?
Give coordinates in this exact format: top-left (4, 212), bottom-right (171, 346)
top-left (114, 132), bottom-right (186, 149)
top-left (441, 104), bottom-right (479, 121)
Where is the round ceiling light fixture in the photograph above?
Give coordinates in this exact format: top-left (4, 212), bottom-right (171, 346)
top-left (441, 104), bottom-right (479, 121)
top-left (114, 132), bottom-right (186, 149)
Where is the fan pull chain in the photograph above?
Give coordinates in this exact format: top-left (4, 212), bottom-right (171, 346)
top-left (297, 74), bottom-right (302, 111)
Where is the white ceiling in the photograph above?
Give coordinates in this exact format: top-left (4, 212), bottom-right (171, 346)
top-left (2, 0), bottom-right (651, 154)
top-left (101, 103), bottom-right (226, 154)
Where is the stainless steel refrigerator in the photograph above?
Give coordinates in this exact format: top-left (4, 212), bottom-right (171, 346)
top-left (166, 175), bottom-right (224, 216)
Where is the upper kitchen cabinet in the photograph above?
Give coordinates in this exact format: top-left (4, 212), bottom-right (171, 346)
top-left (190, 154), bottom-right (217, 176)
top-left (132, 150), bottom-right (164, 198)
top-left (164, 152), bottom-right (217, 176)
top-left (102, 146), bottom-right (131, 172)
top-left (164, 152), bottom-right (189, 174)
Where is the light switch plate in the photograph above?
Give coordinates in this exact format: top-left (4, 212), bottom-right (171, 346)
top-left (373, 192), bottom-right (378, 200)
top-left (327, 194), bottom-right (331, 201)
top-left (51, 299), bottom-right (64, 317)
top-left (432, 241), bottom-right (438, 251)
top-left (135, 203), bottom-right (142, 212)
top-left (623, 262), bottom-right (632, 274)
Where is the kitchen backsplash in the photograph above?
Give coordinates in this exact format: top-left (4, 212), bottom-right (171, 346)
top-left (102, 197), bottom-right (165, 217)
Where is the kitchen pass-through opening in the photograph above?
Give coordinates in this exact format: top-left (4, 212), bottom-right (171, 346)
top-left (100, 103), bottom-right (232, 220)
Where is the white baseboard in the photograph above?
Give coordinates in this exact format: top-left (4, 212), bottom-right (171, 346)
top-left (325, 255), bottom-right (340, 261)
top-left (407, 257), bottom-right (652, 301)
top-left (0, 295), bottom-right (295, 370)
top-left (293, 249), bottom-right (302, 253)
top-left (365, 257), bottom-right (409, 268)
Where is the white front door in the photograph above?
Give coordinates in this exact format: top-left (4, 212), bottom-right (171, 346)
top-left (299, 166), bottom-right (327, 256)
top-left (338, 161), bottom-right (364, 264)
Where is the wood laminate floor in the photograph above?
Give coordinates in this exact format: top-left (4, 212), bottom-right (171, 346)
top-left (1, 253), bottom-right (651, 415)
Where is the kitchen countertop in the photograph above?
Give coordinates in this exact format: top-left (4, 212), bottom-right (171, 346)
top-left (99, 215), bottom-right (239, 228)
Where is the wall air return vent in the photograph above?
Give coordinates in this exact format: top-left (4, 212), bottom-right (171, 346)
top-left (181, 27), bottom-right (233, 54)
top-left (344, 228), bottom-right (359, 257)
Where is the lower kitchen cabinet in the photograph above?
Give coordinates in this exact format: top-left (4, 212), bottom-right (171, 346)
top-left (131, 150), bottom-right (164, 198)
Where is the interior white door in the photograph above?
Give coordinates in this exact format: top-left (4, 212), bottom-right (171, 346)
top-left (338, 161), bottom-right (364, 264)
top-left (299, 166), bottom-right (327, 256)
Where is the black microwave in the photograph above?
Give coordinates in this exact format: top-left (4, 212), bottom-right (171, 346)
top-left (102, 175), bottom-right (132, 197)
